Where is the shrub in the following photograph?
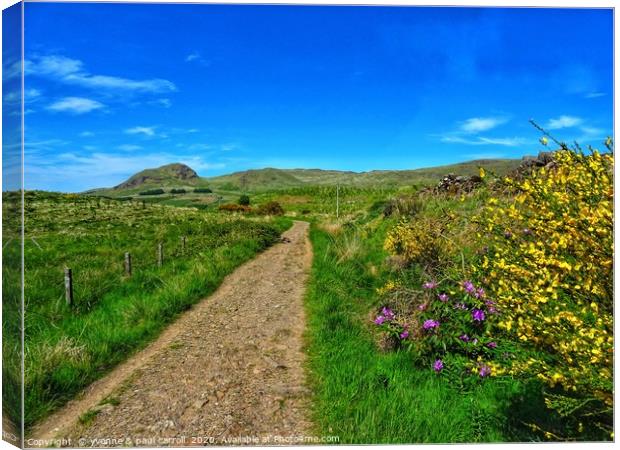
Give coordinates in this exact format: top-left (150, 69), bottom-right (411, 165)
top-left (383, 216), bottom-right (453, 274)
top-left (238, 194), bottom-right (250, 206)
top-left (374, 279), bottom-right (502, 378)
top-left (194, 187), bottom-right (212, 193)
top-left (170, 188), bottom-right (186, 194)
top-left (474, 147), bottom-right (613, 438)
top-left (218, 203), bottom-right (251, 213)
top-left (256, 201), bottom-right (284, 216)
top-left (378, 141), bottom-right (613, 440)
top-left (138, 189), bottom-right (165, 196)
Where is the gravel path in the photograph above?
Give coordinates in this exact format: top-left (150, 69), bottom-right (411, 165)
top-left (30, 221), bottom-right (313, 447)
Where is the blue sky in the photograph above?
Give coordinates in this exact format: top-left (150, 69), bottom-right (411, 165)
top-left (10, 4), bottom-right (614, 192)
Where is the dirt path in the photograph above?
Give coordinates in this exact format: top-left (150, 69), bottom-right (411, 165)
top-left (29, 221), bottom-right (313, 447)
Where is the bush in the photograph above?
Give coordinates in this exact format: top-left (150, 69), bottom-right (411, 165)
top-left (138, 189), bottom-right (165, 196)
top-left (474, 147), bottom-right (613, 438)
top-left (383, 216), bottom-right (453, 274)
top-left (238, 194), bottom-right (250, 206)
top-left (170, 188), bottom-right (186, 194)
top-left (218, 203), bottom-right (251, 213)
top-left (194, 188), bottom-right (212, 193)
top-left (378, 143), bottom-right (613, 440)
top-left (256, 201), bottom-right (284, 216)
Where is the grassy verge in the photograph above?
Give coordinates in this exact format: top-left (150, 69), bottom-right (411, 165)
top-left (4, 192), bottom-right (292, 428)
top-left (304, 221), bottom-right (535, 443)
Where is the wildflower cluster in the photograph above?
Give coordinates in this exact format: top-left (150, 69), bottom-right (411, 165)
top-left (474, 147), bottom-right (613, 435)
top-left (376, 278), bottom-right (505, 378)
top-left (373, 306), bottom-right (411, 345)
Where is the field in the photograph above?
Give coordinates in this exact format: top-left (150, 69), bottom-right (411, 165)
top-left (3, 148), bottom-right (612, 443)
top-left (2, 191), bottom-right (291, 427)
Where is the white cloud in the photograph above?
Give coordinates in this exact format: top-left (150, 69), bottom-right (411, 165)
top-left (546, 115), bottom-right (583, 129)
top-left (80, 131), bottom-right (94, 137)
top-left (47, 97), bottom-right (104, 114)
top-left (185, 52), bottom-right (201, 62)
top-left (125, 126), bottom-right (156, 137)
top-left (477, 137), bottom-right (527, 147)
top-left (585, 92), bottom-right (606, 99)
top-left (185, 51), bottom-right (210, 66)
top-left (221, 143), bottom-right (239, 152)
top-left (460, 117), bottom-right (507, 133)
top-left (4, 59), bottom-right (22, 80)
top-left (26, 55), bottom-right (176, 94)
top-left (3, 88), bottom-right (42, 106)
top-left (150, 98), bottom-right (171, 108)
top-left (117, 144), bottom-right (143, 152)
top-left (440, 135), bottom-right (526, 147)
top-left (580, 126), bottom-right (604, 136)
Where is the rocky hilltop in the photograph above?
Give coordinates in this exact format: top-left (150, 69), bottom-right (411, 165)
top-left (114, 163), bottom-right (199, 189)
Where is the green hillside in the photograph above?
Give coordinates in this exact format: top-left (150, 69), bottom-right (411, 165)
top-left (88, 158), bottom-right (522, 198)
top-left (207, 158), bottom-right (521, 191)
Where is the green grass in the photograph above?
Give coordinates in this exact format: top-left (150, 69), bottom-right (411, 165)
top-left (304, 221), bottom-right (540, 443)
top-left (3, 191), bottom-right (292, 428)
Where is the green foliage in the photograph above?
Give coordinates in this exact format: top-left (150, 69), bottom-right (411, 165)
top-left (139, 188), bottom-right (165, 196)
top-left (238, 194), bottom-right (251, 206)
top-left (193, 187), bottom-right (213, 193)
top-left (256, 201), bottom-right (284, 216)
top-left (170, 188), bottom-right (186, 194)
top-left (219, 203), bottom-right (251, 213)
top-left (305, 223), bottom-right (526, 443)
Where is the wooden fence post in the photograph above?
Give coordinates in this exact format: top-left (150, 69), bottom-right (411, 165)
top-left (124, 252), bottom-right (132, 276)
top-left (64, 268), bottom-right (73, 307)
top-left (158, 242), bottom-right (164, 267)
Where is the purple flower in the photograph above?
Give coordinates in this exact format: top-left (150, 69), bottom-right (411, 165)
top-left (488, 306), bottom-right (499, 315)
top-left (472, 308), bottom-right (486, 322)
top-left (438, 293), bottom-right (449, 302)
top-left (459, 334), bottom-right (470, 342)
top-left (462, 280), bottom-right (476, 294)
top-left (433, 359), bottom-right (444, 373)
top-left (479, 365), bottom-right (491, 377)
top-left (400, 330), bottom-right (410, 340)
top-left (454, 302), bottom-right (468, 310)
top-left (423, 281), bottom-right (438, 290)
top-left (474, 287), bottom-right (486, 299)
top-left (374, 315), bottom-right (385, 325)
top-left (486, 341), bottom-right (497, 349)
top-left (381, 307), bottom-right (395, 321)
top-left (418, 303), bottom-right (428, 311)
top-left (423, 319), bottom-right (440, 330)
top-left (472, 338), bottom-right (479, 345)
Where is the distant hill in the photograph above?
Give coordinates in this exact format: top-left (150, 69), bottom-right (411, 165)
top-left (115, 163), bottom-right (199, 189)
top-left (88, 158), bottom-right (522, 196)
top-left (87, 163), bottom-right (214, 196)
top-left (206, 159), bottom-right (521, 191)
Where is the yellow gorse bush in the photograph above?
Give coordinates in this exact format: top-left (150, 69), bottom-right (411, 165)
top-left (474, 148), bottom-right (613, 433)
top-left (384, 216), bottom-right (453, 273)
